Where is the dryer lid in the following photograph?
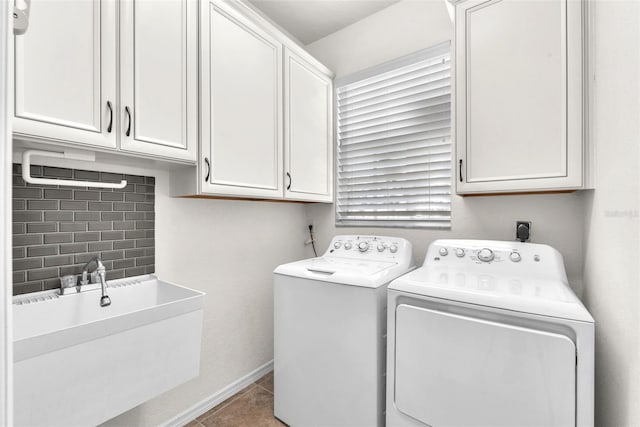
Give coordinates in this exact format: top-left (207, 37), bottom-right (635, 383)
top-left (388, 265), bottom-right (594, 322)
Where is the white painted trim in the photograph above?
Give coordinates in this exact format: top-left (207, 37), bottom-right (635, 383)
top-left (161, 360), bottom-right (274, 427)
top-left (0, 0), bottom-right (13, 424)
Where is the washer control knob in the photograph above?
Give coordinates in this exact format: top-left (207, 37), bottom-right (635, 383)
top-left (439, 247), bottom-right (449, 256)
top-left (389, 244), bottom-right (398, 253)
top-left (477, 248), bottom-right (495, 262)
top-left (334, 242), bottom-right (342, 249)
top-left (358, 242), bottom-right (369, 252)
top-left (377, 244), bottom-right (385, 252)
top-left (509, 252), bottom-right (522, 263)
top-left (344, 242), bottom-right (352, 250)
top-left (455, 248), bottom-right (465, 258)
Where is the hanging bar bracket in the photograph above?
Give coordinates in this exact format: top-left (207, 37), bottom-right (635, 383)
top-left (21, 149), bottom-right (128, 189)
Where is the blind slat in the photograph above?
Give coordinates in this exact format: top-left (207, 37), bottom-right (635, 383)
top-left (338, 186), bottom-right (452, 199)
top-left (338, 205), bottom-right (451, 214)
top-left (338, 69), bottom-right (451, 107)
top-left (339, 102), bottom-right (450, 134)
top-left (338, 197), bottom-right (452, 210)
top-left (336, 46), bottom-right (452, 229)
top-left (339, 152), bottom-right (451, 173)
top-left (338, 94), bottom-right (451, 126)
top-left (338, 111), bottom-right (451, 140)
top-left (340, 139), bottom-right (450, 161)
top-left (340, 120), bottom-right (451, 146)
top-left (337, 55), bottom-right (450, 96)
top-left (338, 82), bottom-right (450, 116)
top-left (340, 170), bottom-right (451, 187)
top-left (338, 161), bottom-right (451, 179)
top-left (339, 131), bottom-right (450, 153)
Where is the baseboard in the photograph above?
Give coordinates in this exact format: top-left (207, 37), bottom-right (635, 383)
top-left (161, 360), bottom-right (274, 427)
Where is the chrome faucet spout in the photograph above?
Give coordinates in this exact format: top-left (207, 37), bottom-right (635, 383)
top-left (82, 257), bottom-right (111, 307)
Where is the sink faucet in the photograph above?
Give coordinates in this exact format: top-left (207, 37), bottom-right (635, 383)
top-left (82, 257), bottom-right (111, 307)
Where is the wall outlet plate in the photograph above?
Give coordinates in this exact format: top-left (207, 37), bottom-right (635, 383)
top-left (516, 221), bottom-right (531, 242)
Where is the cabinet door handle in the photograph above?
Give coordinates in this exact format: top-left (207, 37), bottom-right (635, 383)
top-left (106, 101), bottom-right (113, 133)
top-left (125, 106), bottom-right (132, 137)
top-left (286, 172), bottom-right (292, 190)
top-left (459, 159), bottom-right (463, 182)
top-left (204, 157), bottom-right (211, 182)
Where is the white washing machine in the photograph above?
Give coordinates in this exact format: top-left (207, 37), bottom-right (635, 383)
top-left (386, 239), bottom-right (594, 427)
top-left (274, 235), bottom-right (415, 427)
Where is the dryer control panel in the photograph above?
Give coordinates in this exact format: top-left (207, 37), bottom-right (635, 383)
top-left (425, 239), bottom-right (567, 281)
top-left (326, 235), bottom-right (414, 263)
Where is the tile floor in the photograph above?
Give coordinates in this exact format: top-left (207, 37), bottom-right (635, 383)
top-left (187, 371), bottom-right (285, 427)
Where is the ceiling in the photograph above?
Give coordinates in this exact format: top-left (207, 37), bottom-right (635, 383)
top-left (248, 0), bottom-right (402, 45)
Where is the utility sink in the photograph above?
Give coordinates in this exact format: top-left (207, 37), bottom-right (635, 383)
top-left (13, 275), bottom-right (205, 427)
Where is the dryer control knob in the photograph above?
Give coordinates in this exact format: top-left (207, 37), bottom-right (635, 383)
top-left (334, 242), bottom-right (342, 249)
top-left (439, 247), bottom-right (449, 256)
top-left (455, 248), bottom-right (465, 258)
top-left (389, 244), bottom-right (398, 253)
top-left (377, 244), bottom-right (385, 252)
top-left (358, 242), bottom-right (369, 252)
top-left (344, 242), bottom-right (352, 250)
top-left (509, 252), bottom-right (522, 262)
top-left (477, 248), bottom-right (494, 262)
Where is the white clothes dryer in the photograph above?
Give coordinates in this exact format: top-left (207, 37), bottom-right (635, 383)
top-left (274, 235), bottom-right (415, 427)
top-left (386, 239), bottom-right (594, 427)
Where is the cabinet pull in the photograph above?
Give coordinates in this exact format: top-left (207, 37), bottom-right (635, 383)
top-left (286, 172), bottom-right (292, 190)
top-left (459, 159), bottom-right (463, 182)
top-left (106, 101), bottom-right (113, 133)
top-left (204, 157), bottom-right (211, 182)
top-left (125, 106), bottom-right (131, 137)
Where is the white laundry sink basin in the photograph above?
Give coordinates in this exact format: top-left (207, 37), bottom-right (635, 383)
top-left (13, 274), bottom-right (205, 427)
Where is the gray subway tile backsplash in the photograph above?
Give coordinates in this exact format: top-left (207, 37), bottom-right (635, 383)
top-left (12, 164), bottom-right (155, 295)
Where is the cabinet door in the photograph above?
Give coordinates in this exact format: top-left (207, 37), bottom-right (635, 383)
top-left (119, 0), bottom-right (197, 162)
top-left (200, 0), bottom-right (283, 198)
top-left (284, 49), bottom-right (333, 203)
top-left (13, 0), bottom-right (117, 149)
top-left (455, 0), bottom-right (583, 194)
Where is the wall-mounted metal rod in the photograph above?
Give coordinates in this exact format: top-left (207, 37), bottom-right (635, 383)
top-left (21, 149), bottom-right (128, 189)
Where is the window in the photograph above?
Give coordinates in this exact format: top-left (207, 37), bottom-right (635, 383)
top-left (335, 43), bottom-right (452, 229)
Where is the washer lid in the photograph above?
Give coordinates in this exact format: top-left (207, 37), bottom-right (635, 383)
top-left (388, 265), bottom-right (594, 322)
top-left (274, 257), bottom-right (406, 288)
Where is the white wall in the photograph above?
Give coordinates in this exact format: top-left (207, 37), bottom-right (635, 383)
top-left (305, 0), bottom-right (586, 290)
top-left (102, 170), bottom-right (311, 426)
top-left (1, 1), bottom-right (13, 423)
top-left (582, 1), bottom-right (640, 425)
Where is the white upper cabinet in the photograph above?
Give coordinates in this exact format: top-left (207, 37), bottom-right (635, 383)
top-left (455, 0), bottom-right (585, 194)
top-left (13, 0), bottom-right (117, 149)
top-left (284, 48), bottom-right (333, 202)
top-left (119, 0), bottom-right (197, 161)
top-left (200, 0), bottom-right (283, 198)
top-left (13, 0), bottom-right (196, 163)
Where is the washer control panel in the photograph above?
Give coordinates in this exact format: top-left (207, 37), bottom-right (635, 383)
top-left (327, 235), bottom-right (411, 262)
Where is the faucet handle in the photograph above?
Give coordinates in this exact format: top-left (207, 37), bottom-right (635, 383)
top-left (60, 275), bottom-right (76, 289)
top-left (80, 271), bottom-right (89, 286)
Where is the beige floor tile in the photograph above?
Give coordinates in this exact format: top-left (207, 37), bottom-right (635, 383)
top-left (196, 384), bottom-right (257, 421)
top-left (199, 385), bottom-right (285, 427)
top-left (256, 371), bottom-right (274, 394)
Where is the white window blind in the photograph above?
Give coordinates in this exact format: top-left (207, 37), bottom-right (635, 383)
top-left (336, 43), bottom-right (452, 229)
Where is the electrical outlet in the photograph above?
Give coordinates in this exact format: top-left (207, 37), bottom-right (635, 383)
top-left (516, 221), bottom-right (531, 242)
